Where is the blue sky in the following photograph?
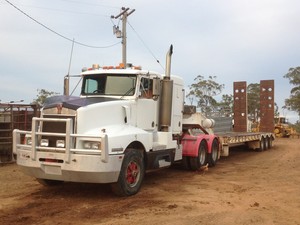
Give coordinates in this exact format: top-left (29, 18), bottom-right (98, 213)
top-left (1, 0), bottom-right (300, 122)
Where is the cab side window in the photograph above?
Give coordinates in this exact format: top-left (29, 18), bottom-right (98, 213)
top-left (140, 78), bottom-right (153, 98)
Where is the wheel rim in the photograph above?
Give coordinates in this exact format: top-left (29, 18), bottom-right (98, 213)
top-left (126, 161), bottom-right (140, 187)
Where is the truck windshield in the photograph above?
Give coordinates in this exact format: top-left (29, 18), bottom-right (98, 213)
top-left (81, 74), bottom-right (137, 96)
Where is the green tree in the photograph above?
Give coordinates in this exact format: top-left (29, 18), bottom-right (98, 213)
top-left (247, 83), bottom-right (260, 121)
top-left (187, 75), bottom-right (224, 116)
top-left (32, 89), bottom-right (59, 106)
top-left (217, 94), bottom-right (233, 117)
top-left (284, 67), bottom-right (300, 119)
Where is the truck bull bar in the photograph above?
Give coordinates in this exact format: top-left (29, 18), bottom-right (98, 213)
top-left (13, 117), bottom-right (108, 163)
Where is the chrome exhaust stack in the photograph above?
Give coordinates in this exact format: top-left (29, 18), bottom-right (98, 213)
top-left (159, 45), bottom-right (174, 132)
top-left (165, 45), bottom-right (173, 80)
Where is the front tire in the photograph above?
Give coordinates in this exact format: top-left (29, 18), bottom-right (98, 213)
top-left (111, 149), bottom-right (145, 196)
top-left (36, 179), bottom-right (63, 186)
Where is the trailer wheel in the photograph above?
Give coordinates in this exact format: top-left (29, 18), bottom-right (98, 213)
top-left (265, 137), bottom-right (270, 150)
top-left (111, 149), bottom-right (145, 196)
top-left (268, 137), bottom-right (273, 149)
top-left (258, 137), bottom-right (266, 151)
top-left (189, 141), bottom-right (207, 171)
top-left (208, 139), bottom-right (219, 167)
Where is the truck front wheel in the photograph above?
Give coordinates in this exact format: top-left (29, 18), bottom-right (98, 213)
top-left (111, 149), bottom-right (145, 196)
top-left (36, 179), bottom-right (63, 186)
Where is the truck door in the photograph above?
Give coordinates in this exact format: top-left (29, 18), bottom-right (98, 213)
top-left (136, 77), bottom-right (158, 131)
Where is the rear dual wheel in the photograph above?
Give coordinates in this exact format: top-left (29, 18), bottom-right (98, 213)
top-left (208, 139), bottom-right (219, 167)
top-left (189, 141), bottom-right (208, 171)
top-left (182, 156), bottom-right (191, 170)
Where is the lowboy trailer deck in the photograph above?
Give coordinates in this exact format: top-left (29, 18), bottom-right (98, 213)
top-left (218, 132), bottom-right (275, 157)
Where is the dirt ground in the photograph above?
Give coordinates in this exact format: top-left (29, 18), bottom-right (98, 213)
top-left (0, 138), bottom-right (300, 225)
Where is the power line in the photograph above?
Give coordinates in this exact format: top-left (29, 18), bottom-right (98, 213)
top-left (14, 4), bottom-right (111, 17)
top-left (127, 21), bottom-right (165, 71)
top-left (4, 0), bottom-right (121, 49)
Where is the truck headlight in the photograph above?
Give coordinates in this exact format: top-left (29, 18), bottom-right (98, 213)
top-left (56, 140), bottom-right (65, 148)
top-left (26, 137), bottom-right (32, 145)
top-left (83, 141), bottom-right (100, 150)
top-left (40, 139), bottom-right (49, 147)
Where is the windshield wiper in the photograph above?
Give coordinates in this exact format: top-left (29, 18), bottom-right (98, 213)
top-left (120, 87), bottom-right (135, 99)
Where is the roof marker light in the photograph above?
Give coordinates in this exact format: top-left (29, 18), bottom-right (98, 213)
top-left (92, 64), bottom-right (100, 70)
top-left (133, 66), bottom-right (142, 70)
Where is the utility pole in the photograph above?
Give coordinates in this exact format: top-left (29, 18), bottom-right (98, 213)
top-left (111, 7), bottom-right (135, 68)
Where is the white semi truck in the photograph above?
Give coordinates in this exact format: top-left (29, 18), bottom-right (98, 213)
top-left (13, 46), bottom-right (274, 196)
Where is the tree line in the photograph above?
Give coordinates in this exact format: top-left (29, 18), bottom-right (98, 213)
top-left (32, 67), bottom-right (300, 126)
top-left (186, 67), bottom-right (300, 126)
